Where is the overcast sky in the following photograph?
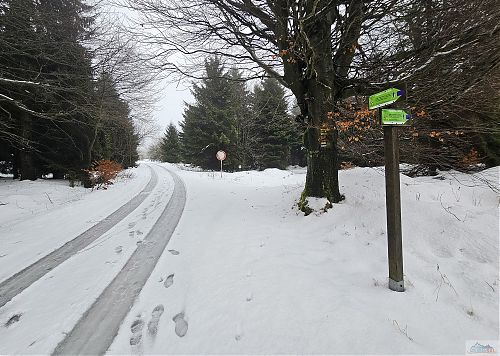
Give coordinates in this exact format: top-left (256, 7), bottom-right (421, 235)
top-left (101, 2), bottom-right (192, 147)
top-left (154, 81), bottom-right (193, 133)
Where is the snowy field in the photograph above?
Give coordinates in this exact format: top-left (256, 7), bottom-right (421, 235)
top-left (0, 162), bottom-right (498, 355)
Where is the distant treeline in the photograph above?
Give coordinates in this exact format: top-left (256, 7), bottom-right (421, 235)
top-left (150, 57), bottom-right (306, 171)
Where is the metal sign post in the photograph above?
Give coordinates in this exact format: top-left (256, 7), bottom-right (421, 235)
top-left (216, 150), bottom-right (226, 178)
top-left (368, 88), bottom-right (407, 292)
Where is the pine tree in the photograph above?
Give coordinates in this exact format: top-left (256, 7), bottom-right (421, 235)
top-left (0, 0), bottom-right (96, 179)
top-left (161, 123), bottom-right (181, 163)
top-left (34, 0), bottom-right (95, 176)
top-left (180, 57), bottom-right (240, 170)
top-left (0, 0), bottom-right (42, 179)
top-left (226, 68), bottom-right (252, 169)
top-left (92, 72), bottom-right (138, 168)
top-left (250, 78), bottom-right (296, 170)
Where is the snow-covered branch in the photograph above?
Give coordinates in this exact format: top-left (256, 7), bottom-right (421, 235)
top-left (0, 77), bottom-right (50, 87)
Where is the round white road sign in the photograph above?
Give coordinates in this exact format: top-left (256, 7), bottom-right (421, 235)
top-left (216, 150), bottom-right (226, 161)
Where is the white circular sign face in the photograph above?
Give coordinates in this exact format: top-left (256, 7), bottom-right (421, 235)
top-left (216, 150), bottom-right (226, 161)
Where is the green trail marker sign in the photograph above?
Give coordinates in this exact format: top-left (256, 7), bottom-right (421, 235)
top-left (369, 88), bottom-right (403, 110)
top-left (381, 109), bottom-right (410, 125)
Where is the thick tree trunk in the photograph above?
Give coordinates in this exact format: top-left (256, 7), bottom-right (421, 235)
top-left (302, 93), bottom-right (342, 203)
top-left (18, 111), bottom-right (38, 181)
top-left (300, 17), bottom-right (342, 204)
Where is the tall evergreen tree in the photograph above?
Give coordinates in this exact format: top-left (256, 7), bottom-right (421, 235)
top-left (0, 0), bottom-right (42, 179)
top-left (180, 57), bottom-right (240, 170)
top-left (161, 123), bottom-right (181, 163)
top-left (227, 68), bottom-right (252, 169)
top-left (92, 72), bottom-right (138, 168)
top-left (250, 78), bottom-right (296, 170)
top-left (34, 0), bottom-right (95, 176)
top-left (0, 0), bottom-right (96, 179)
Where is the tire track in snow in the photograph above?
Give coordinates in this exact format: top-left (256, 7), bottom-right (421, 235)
top-left (0, 165), bottom-right (158, 309)
top-left (52, 165), bottom-right (186, 355)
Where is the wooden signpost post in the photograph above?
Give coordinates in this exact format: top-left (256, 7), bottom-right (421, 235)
top-left (369, 87), bottom-right (408, 292)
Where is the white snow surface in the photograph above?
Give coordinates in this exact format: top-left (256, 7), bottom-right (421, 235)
top-left (0, 165), bottom-right (152, 282)
top-left (0, 162), bottom-right (498, 355)
top-left (0, 163), bottom-right (175, 354)
top-left (108, 164), bottom-right (498, 355)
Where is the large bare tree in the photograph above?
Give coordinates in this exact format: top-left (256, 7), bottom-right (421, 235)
top-left (122, 0), bottom-right (384, 204)
top-left (122, 0), bottom-right (499, 204)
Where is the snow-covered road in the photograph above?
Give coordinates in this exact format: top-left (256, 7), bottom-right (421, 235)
top-left (0, 166), bottom-right (158, 308)
top-left (53, 165), bottom-right (186, 355)
top-left (0, 163), bottom-right (185, 354)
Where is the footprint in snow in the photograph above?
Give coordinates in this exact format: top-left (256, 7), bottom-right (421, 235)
top-left (147, 304), bottom-right (165, 335)
top-left (129, 332), bottom-right (142, 346)
top-left (173, 312), bottom-right (188, 337)
top-left (164, 274), bottom-right (174, 288)
top-left (168, 249), bottom-right (180, 255)
top-left (235, 323), bottom-right (243, 341)
top-left (4, 313), bottom-right (22, 327)
top-left (130, 318), bottom-right (144, 334)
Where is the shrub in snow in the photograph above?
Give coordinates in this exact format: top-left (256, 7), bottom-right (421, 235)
top-left (83, 160), bottom-right (123, 189)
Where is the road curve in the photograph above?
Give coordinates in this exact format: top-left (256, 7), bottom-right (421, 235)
top-left (53, 165), bottom-right (186, 356)
top-left (0, 165), bottom-right (158, 309)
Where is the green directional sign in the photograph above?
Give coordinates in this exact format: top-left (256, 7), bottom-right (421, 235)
top-left (381, 109), bottom-right (410, 125)
top-left (369, 88), bottom-right (403, 109)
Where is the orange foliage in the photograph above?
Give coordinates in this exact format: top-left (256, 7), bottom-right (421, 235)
top-left (84, 160), bottom-right (123, 189)
top-left (340, 161), bottom-right (355, 170)
top-left (462, 148), bottom-right (480, 166)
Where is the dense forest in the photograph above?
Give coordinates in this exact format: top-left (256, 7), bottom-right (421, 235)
top-left (0, 0), bottom-right (149, 184)
top-left (150, 58), bottom-right (304, 171)
top-left (2, 0), bottom-right (499, 190)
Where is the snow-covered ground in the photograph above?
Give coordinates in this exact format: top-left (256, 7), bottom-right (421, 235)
top-left (109, 163), bottom-right (498, 355)
top-left (0, 163), bottom-right (175, 354)
top-left (0, 162), bottom-right (498, 354)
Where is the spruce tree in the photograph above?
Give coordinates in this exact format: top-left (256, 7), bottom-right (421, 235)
top-left (251, 78), bottom-right (296, 170)
top-left (35, 0), bottom-right (95, 175)
top-left (161, 123), bottom-right (181, 163)
top-left (180, 57), bottom-right (239, 170)
top-left (227, 68), bottom-right (252, 169)
top-left (0, 0), bottom-right (96, 179)
top-left (92, 72), bottom-right (138, 168)
top-left (0, 0), bottom-right (41, 179)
